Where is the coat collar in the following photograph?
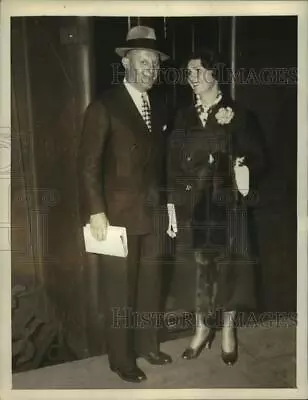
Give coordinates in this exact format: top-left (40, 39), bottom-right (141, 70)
top-left (188, 92), bottom-right (235, 130)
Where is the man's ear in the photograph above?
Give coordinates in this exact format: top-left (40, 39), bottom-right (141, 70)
top-left (122, 56), bottom-right (129, 69)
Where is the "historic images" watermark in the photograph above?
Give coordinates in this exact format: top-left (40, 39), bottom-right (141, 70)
top-left (112, 307), bottom-right (297, 330)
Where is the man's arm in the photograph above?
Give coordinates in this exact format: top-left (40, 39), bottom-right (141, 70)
top-left (78, 100), bottom-right (111, 239)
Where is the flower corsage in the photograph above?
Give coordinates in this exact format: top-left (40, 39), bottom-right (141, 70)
top-left (215, 107), bottom-right (234, 125)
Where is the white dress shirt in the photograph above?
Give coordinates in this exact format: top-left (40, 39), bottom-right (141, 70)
top-left (123, 78), bottom-right (150, 117)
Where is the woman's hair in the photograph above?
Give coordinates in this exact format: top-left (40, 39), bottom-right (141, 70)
top-left (183, 47), bottom-right (230, 92)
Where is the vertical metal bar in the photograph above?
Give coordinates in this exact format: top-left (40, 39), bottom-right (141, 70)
top-left (163, 17), bottom-right (167, 39)
top-left (21, 18), bottom-right (51, 319)
top-left (172, 23), bottom-right (176, 63)
top-left (128, 17), bottom-right (131, 31)
top-left (21, 18), bottom-right (43, 289)
top-left (230, 17), bottom-right (237, 100)
top-left (191, 23), bottom-right (195, 103)
top-left (163, 17), bottom-right (167, 106)
top-left (137, 17), bottom-right (141, 25)
top-left (191, 23), bottom-right (195, 52)
top-left (11, 62), bottom-right (36, 288)
top-left (77, 17), bottom-right (92, 111)
top-left (172, 22), bottom-right (176, 107)
top-left (218, 17), bottom-right (223, 54)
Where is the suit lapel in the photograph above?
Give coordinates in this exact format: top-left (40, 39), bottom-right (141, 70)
top-left (107, 85), bottom-right (165, 165)
top-left (111, 84), bottom-right (150, 135)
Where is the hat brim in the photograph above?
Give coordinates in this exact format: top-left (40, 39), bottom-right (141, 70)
top-left (115, 47), bottom-right (169, 62)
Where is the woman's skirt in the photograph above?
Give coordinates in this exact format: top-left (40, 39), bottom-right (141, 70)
top-left (175, 185), bottom-right (257, 318)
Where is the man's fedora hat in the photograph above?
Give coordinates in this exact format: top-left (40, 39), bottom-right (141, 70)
top-left (115, 25), bottom-right (169, 61)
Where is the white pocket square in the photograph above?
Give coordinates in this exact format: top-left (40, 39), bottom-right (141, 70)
top-left (162, 124), bottom-right (167, 131)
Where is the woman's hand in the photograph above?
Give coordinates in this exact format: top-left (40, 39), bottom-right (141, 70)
top-left (234, 157), bottom-right (249, 196)
top-left (166, 203), bottom-right (177, 238)
top-left (234, 156), bottom-right (245, 167)
top-left (209, 153), bottom-right (214, 164)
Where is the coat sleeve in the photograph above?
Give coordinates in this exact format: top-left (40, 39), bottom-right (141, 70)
top-left (233, 107), bottom-right (269, 207)
top-left (77, 100), bottom-right (111, 223)
top-left (167, 110), bottom-right (185, 204)
top-left (235, 108), bottom-right (268, 183)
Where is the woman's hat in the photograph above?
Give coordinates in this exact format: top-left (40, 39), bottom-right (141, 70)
top-left (115, 25), bottom-right (169, 61)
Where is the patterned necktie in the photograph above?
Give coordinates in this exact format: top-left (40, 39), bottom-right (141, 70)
top-left (141, 92), bottom-right (152, 132)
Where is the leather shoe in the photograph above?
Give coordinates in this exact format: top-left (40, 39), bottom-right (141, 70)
top-left (110, 365), bottom-right (147, 383)
top-left (140, 351), bottom-right (172, 365)
top-left (182, 328), bottom-right (216, 360)
top-left (221, 328), bottom-right (238, 366)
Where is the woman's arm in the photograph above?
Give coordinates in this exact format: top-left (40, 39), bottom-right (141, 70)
top-left (235, 108), bottom-right (268, 182)
top-left (232, 107), bottom-right (269, 206)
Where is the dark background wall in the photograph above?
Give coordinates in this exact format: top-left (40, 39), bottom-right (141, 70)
top-left (236, 17), bottom-right (297, 311)
top-left (11, 17), bottom-right (98, 370)
top-left (11, 16), bottom-right (297, 371)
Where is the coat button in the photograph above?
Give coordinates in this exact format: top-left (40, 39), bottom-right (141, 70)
top-left (185, 184), bottom-right (192, 191)
top-left (187, 156), bottom-right (192, 161)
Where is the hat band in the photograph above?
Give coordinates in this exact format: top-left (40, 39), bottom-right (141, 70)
top-left (124, 38), bottom-right (158, 51)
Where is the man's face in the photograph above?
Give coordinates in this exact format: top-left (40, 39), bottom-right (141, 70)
top-left (187, 58), bottom-right (216, 95)
top-left (123, 49), bottom-right (160, 92)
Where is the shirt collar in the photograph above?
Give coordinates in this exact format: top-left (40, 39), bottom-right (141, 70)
top-left (123, 77), bottom-right (148, 100)
top-left (195, 91), bottom-right (222, 110)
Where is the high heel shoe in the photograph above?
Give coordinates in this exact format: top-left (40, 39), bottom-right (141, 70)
top-left (182, 328), bottom-right (216, 360)
top-left (221, 328), bottom-right (238, 366)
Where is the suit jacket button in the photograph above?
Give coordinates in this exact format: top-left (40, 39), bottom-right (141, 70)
top-left (185, 184), bottom-right (192, 191)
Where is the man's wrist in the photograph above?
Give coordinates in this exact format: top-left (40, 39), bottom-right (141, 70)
top-left (91, 212), bottom-right (105, 218)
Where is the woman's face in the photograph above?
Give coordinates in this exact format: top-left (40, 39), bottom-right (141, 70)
top-left (187, 58), bottom-right (216, 95)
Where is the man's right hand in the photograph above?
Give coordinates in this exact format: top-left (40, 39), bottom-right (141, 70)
top-left (90, 212), bottom-right (109, 241)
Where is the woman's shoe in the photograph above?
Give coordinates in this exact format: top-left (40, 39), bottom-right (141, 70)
top-left (221, 328), bottom-right (238, 366)
top-left (182, 328), bottom-right (216, 360)
top-left (221, 348), bottom-right (238, 366)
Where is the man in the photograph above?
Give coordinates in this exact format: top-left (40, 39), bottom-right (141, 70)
top-left (78, 25), bottom-right (171, 383)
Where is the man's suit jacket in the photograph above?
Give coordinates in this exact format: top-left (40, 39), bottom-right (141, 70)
top-left (78, 84), bottom-right (167, 235)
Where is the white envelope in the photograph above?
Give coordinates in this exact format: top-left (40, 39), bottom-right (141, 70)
top-left (234, 165), bottom-right (250, 197)
top-left (83, 224), bottom-right (128, 258)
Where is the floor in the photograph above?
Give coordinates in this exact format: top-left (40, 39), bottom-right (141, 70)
top-left (12, 319), bottom-right (296, 389)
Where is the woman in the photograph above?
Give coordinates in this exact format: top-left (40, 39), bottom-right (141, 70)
top-left (167, 49), bottom-right (266, 365)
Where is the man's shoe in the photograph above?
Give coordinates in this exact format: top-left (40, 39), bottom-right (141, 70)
top-left (140, 351), bottom-right (172, 365)
top-left (110, 365), bottom-right (147, 383)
